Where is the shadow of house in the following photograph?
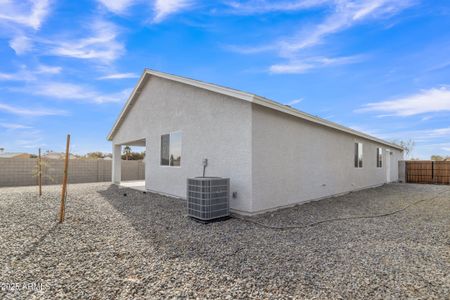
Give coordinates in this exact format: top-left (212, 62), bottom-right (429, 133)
top-left (96, 183), bottom-right (450, 294)
top-left (97, 185), bottom-right (294, 280)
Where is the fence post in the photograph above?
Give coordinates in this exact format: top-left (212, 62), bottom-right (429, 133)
top-left (38, 148), bottom-right (42, 196)
top-left (59, 134), bottom-right (70, 223)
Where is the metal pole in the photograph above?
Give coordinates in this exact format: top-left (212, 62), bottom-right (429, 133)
top-left (59, 134), bottom-right (70, 223)
top-left (38, 148), bottom-right (42, 196)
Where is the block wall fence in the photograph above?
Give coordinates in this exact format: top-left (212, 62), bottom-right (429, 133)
top-left (0, 158), bottom-right (144, 187)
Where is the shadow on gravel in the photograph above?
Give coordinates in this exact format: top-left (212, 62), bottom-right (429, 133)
top-left (98, 184), bottom-right (272, 273)
top-left (97, 183), bottom-right (450, 298)
top-left (14, 223), bottom-right (59, 263)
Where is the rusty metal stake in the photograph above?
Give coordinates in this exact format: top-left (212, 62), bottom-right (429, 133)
top-left (59, 134), bottom-right (70, 223)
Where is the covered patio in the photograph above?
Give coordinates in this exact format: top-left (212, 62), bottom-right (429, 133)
top-left (112, 138), bottom-right (146, 191)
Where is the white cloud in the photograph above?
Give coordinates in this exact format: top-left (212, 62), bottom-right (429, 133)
top-left (0, 123), bottom-right (32, 129)
top-left (278, 0), bottom-right (414, 55)
top-left (0, 102), bottom-right (67, 117)
top-left (0, 0), bottom-right (51, 30)
top-left (227, 0), bottom-right (415, 73)
top-left (97, 0), bottom-right (136, 14)
top-left (285, 98), bottom-right (303, 106)
top-left (0, 73), bottom-right (16, 80)
top-left (29, 82), bottom-right (131, 104)
top-left (270, 55), bottom-right (363, 73)
top-left (153, 0), bottom-right (192, 23)
top-left (47, 20), bottom-right (124, 63)
top-left (0, 70), bottom-right (34, 81)
top-left (0, 64), bottom-right (61, 81)
top-left (225, 0), bottom-right (330, 14)
top-left (35, 64), bottom-right (62, 74)
top-left (97, 73), bottom-right (139, 80)
top-left (357, 87), bottom-right (450, 116)
top-left (227, 0), bottom-right (414, 56)
top-left (9, 35), bottom-right (33, 54)
top-left (96, 0), bottom-right (192, 22)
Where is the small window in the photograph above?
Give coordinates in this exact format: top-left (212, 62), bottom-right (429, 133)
top-left (160, 132), bottom-right (182, 166)
top-left (377, 148), bottom-right (383, 168)
top-left (354, 142), bottom-right (363, 168)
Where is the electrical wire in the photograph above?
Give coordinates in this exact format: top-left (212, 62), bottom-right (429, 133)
top-left (233, 190), bottom-right (448, 231)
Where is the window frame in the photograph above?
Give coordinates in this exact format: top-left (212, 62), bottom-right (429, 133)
top-left (376, 147), bottom-right (383, 168)
top-left (354, 142), bottom-right (363, 168)
top-left (160, 131), bottom-right (182, 168)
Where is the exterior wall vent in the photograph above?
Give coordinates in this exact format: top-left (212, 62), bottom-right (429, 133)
top-left (187, 177), bottom-right (230, 221)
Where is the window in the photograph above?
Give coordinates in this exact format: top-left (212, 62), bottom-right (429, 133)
top-left (354, 142), bottom-right (363, 168)
top-left (160, 132), bottom-right (182, 166)
top-left (376, 148), bottom-right (383, 168)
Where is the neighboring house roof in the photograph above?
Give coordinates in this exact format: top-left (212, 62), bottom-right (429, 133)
top-left (44, 152), bottom-right (77, 159)
top-left (0, 152), bottom-right (30, 158)
top-left (108, 69), bottom-right (403, 151)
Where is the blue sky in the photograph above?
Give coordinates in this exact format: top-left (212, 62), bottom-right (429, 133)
top-left (0, 0), bottom-right (449, 158)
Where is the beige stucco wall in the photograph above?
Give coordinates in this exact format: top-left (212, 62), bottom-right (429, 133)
top-left (251, 104), bottom-right (403, 213)
top-left (112, 76), bottom-right (253, 212)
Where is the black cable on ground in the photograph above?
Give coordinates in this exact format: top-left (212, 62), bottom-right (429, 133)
top-left (233, 190), bottom-right (448, 231)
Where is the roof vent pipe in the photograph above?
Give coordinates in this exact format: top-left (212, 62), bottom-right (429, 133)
top-left (202, 158), bottom-right (208, 177)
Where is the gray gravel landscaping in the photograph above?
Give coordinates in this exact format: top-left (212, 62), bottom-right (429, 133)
top-left (0, 182), bottom-right (449, 299)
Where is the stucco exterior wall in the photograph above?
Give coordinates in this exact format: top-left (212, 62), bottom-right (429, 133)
top-left (112, 76), bottom-right (253, 212)
top-left (251, 104), bottom-right (403, 213)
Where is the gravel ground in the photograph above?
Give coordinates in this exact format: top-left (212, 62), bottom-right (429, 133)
top-left (0, 183), bottom-right (449, 299)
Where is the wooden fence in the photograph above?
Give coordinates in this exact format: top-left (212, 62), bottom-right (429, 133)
top-left (406, 161), bottom-right (450, 184)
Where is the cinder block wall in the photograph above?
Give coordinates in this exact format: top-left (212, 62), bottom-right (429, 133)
top-left (0, 158), bottom-right (145, 187)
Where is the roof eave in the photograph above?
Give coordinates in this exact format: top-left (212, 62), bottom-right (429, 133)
top-left (107, 69), bottom-right (403, 151)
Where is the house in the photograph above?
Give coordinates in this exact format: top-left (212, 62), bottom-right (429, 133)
top-left (43, 151), bottom-right (77, 160)
top-left (108, 69), bottom-right (403, 215)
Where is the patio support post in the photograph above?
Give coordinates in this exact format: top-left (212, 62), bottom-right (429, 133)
top-left (112, 144), bottom-right (122, 184)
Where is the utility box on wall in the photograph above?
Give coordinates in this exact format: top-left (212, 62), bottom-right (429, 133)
top-left (187, 177), bottom-right (230, 221)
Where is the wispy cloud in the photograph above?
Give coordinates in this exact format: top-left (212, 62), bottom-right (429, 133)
top-left (153, 0), bottom-right (193, 23)
top-left (356, 87), bottom-right (450, 116)
top-left (225, 0), bottom-right (330, 14)
top-left (46, 20), bottom-right (124, 63)
top-left (0, 123), bottom-right (32, 129)
top-left (0, 64), bottom-right (62, 81)
top-left (13, 129), bottom-right (46, 149)
top-left (285, 98), bottom-right (303, 106)
top-left (97, 73), bottom-right (139, 80)
top-left (9, 35), bottom-right (33, 55)
top-left (270, 55), bottom-right (364, 73)
top-left (0, 0), bottom-right (51, 30)
top-left (97, 0), bottom-right (136, 14)
top-left (379, 127), bottom-right (450, 141)
top-left (0, 103), bottom-right (67, 117)
top-left (280, 0), bottom-right (414, 55)
top-left (0, 73), bottom-right (17, 80)
top-left (227, 0), bottom-right (415, 73)
top-left (35, 64), bottom-right (62, 74)
top-left (346, 124), bottom-right (450, 158)
top-left (27, 82), bottom-right (131, 104)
